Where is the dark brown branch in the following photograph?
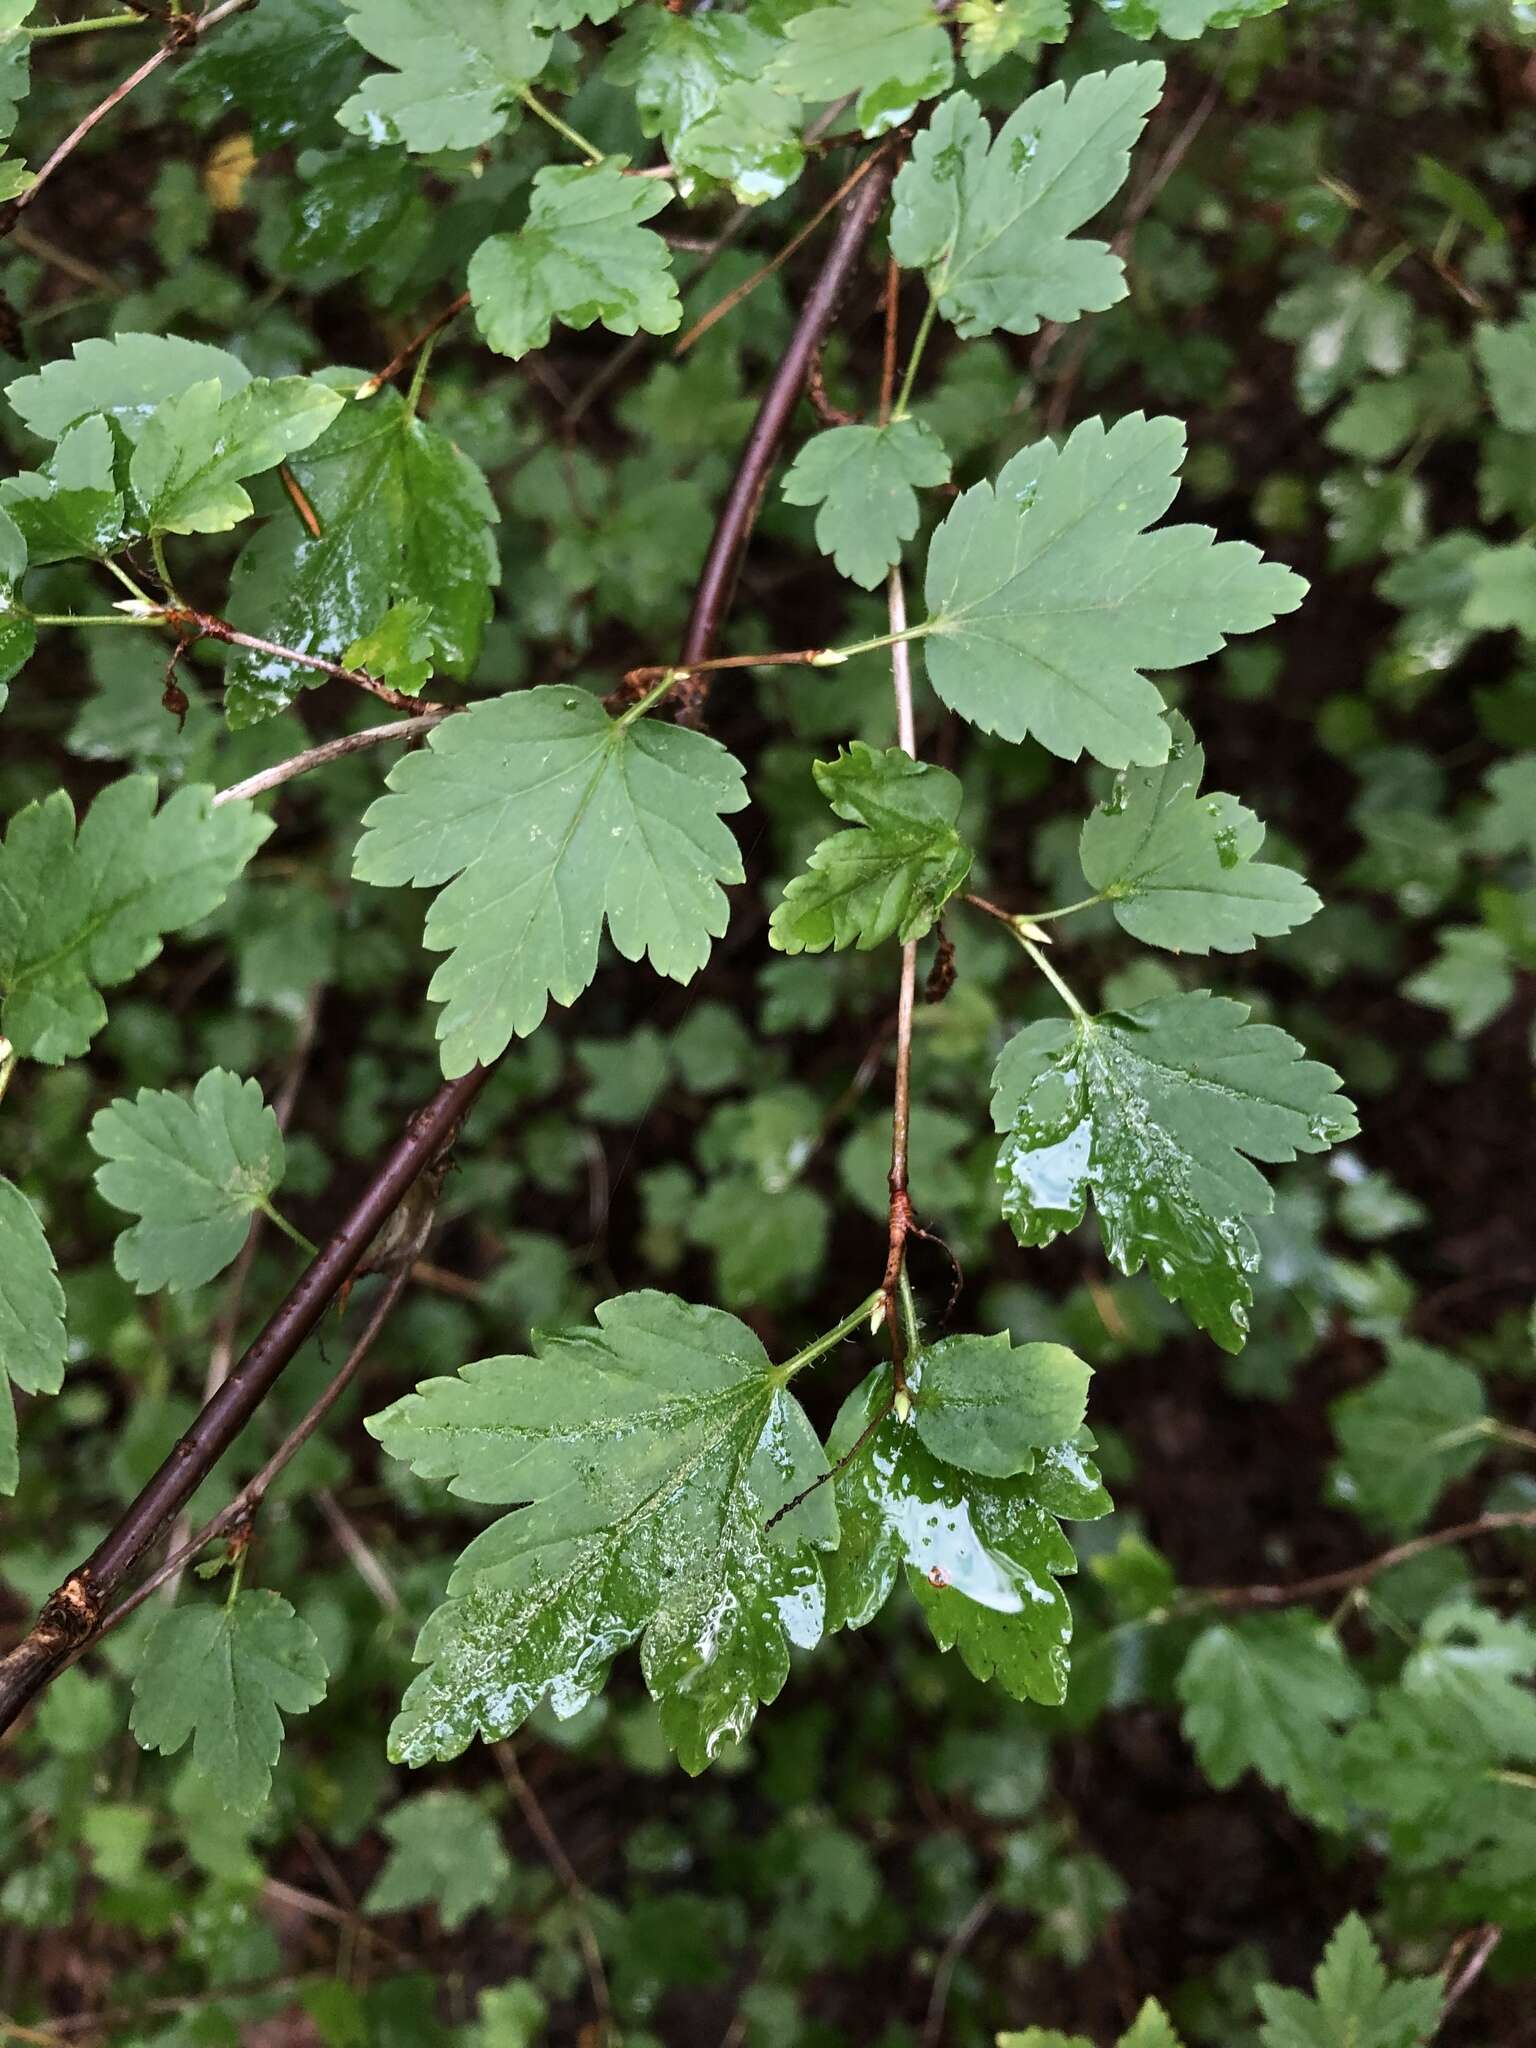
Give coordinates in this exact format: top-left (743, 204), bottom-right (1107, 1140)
top-left (495, 1746), bottom-right (613, 2045)
top-left (0, 1067), bottom-right (487, 1736)
top-left (1189, 1508), bottom-right (1536, 1615)
top-left (677, 145), bottom-right (897, 713)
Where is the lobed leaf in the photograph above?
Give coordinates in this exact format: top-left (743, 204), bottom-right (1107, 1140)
top-left (891, 68), bottom-right (1163, 339)
top-left (353, 687), bottom-right (746, 1075)
top-left (780, 418), bottom-right (951, 589)
top-left (469, 160), bottom-right (681, 361)
top-left (922, 415), bottom-right (1306, 765)
top-left (0, 778), bottom-right (271, 1064)
top-left (992, 992), bottom-right (1357, 1350)
top-left (89, 1068), bottom-right (286, 1296)
top-left (130, 1589), bottom-right (328, 1815)
top-left (912, 1331), bottom-right (1092, 1479)
top-left (338, 0), bottom-right (550, 152)
top-left (769, 743), bottom-right (971, 956)
top-left (0, 1176), bottom-right (66, 1496)
top-left (1079, 712), bottom-right (1321, 953)
top-left (368, 1292), bottom-right (840, 1772)
top-left (770, 0), bottom-right (951, 137)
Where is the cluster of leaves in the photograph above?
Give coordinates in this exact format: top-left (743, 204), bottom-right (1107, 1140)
top-left (0, 0), bottom-right (1531, 2042)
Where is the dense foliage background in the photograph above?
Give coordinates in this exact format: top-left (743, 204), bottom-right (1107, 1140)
top-left (0, 0), bottom-right (1534, 2042)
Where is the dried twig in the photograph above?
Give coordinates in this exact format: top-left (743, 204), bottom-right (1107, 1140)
top-left (1189, 1509), bottom-right (1536, 1615)
top-left (213, 713), bottom-right (450, 807)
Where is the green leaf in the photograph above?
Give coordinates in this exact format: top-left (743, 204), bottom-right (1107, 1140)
top-left (1476, 307), bottom-right (1536, 433)
top-left (891, 69), bottom-right (1162, 340)
top-left (0, 502), bottom-right (35, 688)
top-left (781, 419), bottom-right (951, 589)
top-left (991, 992), bottom-right (1357, 1351)
top-left (1177, 1615), bottom-right (1368, 1825)
top-left (770, 0), bottom-right (952, 137)
top-left (1330, 1340), bottom-right (1487, 1537)
top-left (129, 376), bottom-right (344, 537)
top-left (0, 416), bottom-right (124, 564)
top-left (1, 5), bottom-right (32, 142)
top-left (824, 1359), bottom-right (1110, 1705)
top-left (607, 13), bottom-right (804, 206)
top-left (1001, 2005), bottom-right (1186, 2048)
top-left (1403, 926), bottom-right (1514, 1037)
top-left (469, 161), bottom-right (680, 361)
top-left (1079, 711), bottom-right (1321, 953)
top-left (958, 0), bottom-right (1070, 78)
top-left (0, 1176), bottom-right (66, 1497)
top-left (353, 687), bottom-right (746, 1075)
top-left (178, 0), bottom-right (366, 150)
top-left (130, 1589), bottom-right (327, 1815)
top-left (1402, 1601), bottom-right (1536, 1760)
top-left (89, 1069), bottom-right (286, 1296)
top-left (911, 1331), bottom-right (1091, 1479)
top-left (337, 0), bottom-right (550, 152)
top-left (0, 778), bottom-right (271, 1064)
top-left (1266, 273), bottom-right (1413, 413)
top-left (367, 1292), bottom-right (840, 1772)
top-left (1107, 0), bottom-right (1284, 33)
top-left (343, 597), bottom-right (436, 695)
top-left (1479, 753), bottom-right (1536, 861)
top-left (6, 332), bottom-right (253, 444)
top-left (769, 743), bottom-right (971, 956)
top-left (922, 414), bottom-right (1306, 765)
top-left (223, 384), bottom-right (498, 725)
top-left (1464, 540), bottom-right (1536, 635)
top-left (1256, 1912), bottom-right (1443, 2048)
top-left (364, 1791), bottom-right (510, 1930)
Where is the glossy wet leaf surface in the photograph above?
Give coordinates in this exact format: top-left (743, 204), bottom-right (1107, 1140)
top-left (922, 414), bottom-right (1307, 764)
top-left (912, 1331), bottom-right (1092, 1478)
top-left (769, 742), bottom-right (971, 956)
top-left (130, 376), bottom-right (343, 537)
top-left (367, 1292), bottom-right (839, 1772)
top-left (0, 416), bottom-right (124, 565)
top-left (354, 687), bottom-right (746, 1074)
top-left (823, 1359), bottom-right (1110, 1706)
top-left (991, 992), bottom-right (1357, 1350)
top-left (608, 11), bottom-right (804, 205)
top-left (337, 0), bottom-right (551, 153)
top-left (891, 68), bottom-right (1162, 339)
top-left (1080, 712), bottom-right (1321, 953)
top-left (0, 1175), bottom-right (66, 1496)
top-left (769, 0), bottom-right (951, 137)
top-left (0, 778), bottom-right (270, 1064)
top-left (223, 384), bottom-right (498, 725)
top-left (89, 1068), bottom-right (286, 1296)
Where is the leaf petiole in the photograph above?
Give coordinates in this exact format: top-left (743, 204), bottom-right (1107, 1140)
top-left (811, 623), bottom-right (931, 667)
top-left (257, 1200), bottom-right (319, 1260)
top-left (891, 294), bottom-right (939, 422)
top-left (775, 1290), bottom-right (884, 1383)
top-left (516, 87), bottom-right (604, 167)
top-left (25, 11), bottom-right (148, 36)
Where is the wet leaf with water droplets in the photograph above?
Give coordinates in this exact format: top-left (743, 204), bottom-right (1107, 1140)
top-left (0, 1175), bottom-right (67, 1497)
top-left (912, 1331), bottom-right (1091, 1479)
top-left (922, 415), bottom-right (1307, 765)
top-left (991, 992), bottom-right (1357, 1351)
top-left (1080, 712), bottom-right (1321, 953)
top-left (769, 0), bottom-right (952, 138)
top-left (891, 68), bottom-right (1163, 338)
top-left (353, 687), bottom-right (746, 1075)
top-left (823, 1360), bottom-right (1110, 1705)
top-left (367, 1292), bottom-right (838, 1772)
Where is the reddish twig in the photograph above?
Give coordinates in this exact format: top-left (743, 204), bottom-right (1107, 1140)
top-left (213, 713), bottom-right (450, 807)
top-left (677, 147), bottom-right (896, 719)
top-left (1440, 1924), bottom-right (1502, 2017)
top-left (357, 291), bottom-right (472, 401)
top-left (2, 0), bottom-right (255, 233)
top-left (162, 606), bottom-right (451, 717)
top-left (807, 346), bottom-right (860, 427)
top-left (1189, 1508), bottom-right (1536, 1615)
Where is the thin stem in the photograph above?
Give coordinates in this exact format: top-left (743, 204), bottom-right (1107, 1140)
top-left (1185, 1507), bottom-right (1536, 1616)
top-left (25, 610), bottom-right (160, 628)
top-left (26, 12), bottom-right (147, 38)
top-left (1488, 1417), bottom-right (1536, 1455)
top-left (494, 1747), bottom-right (614, 2047)
top-left (150, 533), bottom-right (181, 606)
top-left (615, 670), bottom-right (682, 728)
top-left (1026, 891), bottom-right (1109, 923)
top-left (891, 293), bottom-right (939, 421)
top-left (357, 292), bottom-right (470, 400)
top-left (101, 555), bottom-right (155, 604)
top-left (812, 622), bottom-right (930, 666)
top-left (881, 565), bottom-right (919, 1389)
top-left (258, 1200), bottom-right (319, 1260)
top-left (166, 607), bottom-right (451, 716)
top-left (403, 331), bottom-right (438, 417)
top-left (213, 714), bottom-right (449, 808)
top-left (1018, 933), bottom-right (1087, 1020)
top-left (516, 85), bottom-right (603, 165)
top-left (778, 1291), bottom-right (884, 1381)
